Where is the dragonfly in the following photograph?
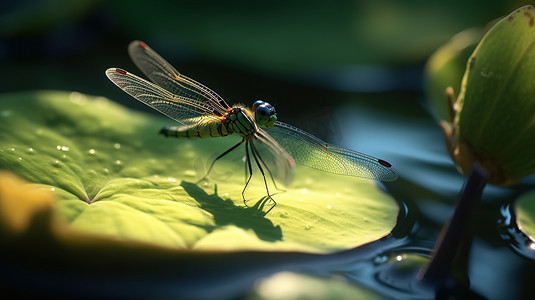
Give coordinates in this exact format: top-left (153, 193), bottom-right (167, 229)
top-left (106, 40), bottom-right (398, 212)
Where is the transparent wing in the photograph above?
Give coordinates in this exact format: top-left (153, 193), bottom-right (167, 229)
top-left (251, 128), bottom-right (296, 187)
top-left (105, 68), bottom-right (220, 126)
top-left (128, 40), bottom-right (229, 112)
top-left (265, 121), bottom-right (398, 181)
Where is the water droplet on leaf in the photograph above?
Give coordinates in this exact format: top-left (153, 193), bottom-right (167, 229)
top-left (56, 145), bottom-right (70, 152)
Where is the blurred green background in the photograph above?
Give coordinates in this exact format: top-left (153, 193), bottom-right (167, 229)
top-left (0, 0), bottom-right (528, 105)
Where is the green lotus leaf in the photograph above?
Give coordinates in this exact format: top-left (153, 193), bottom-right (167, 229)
top-left (0, 90), bottom-right (398, 253)
top-left (425, 28), bottom-right (482, 122)
top-left (244, 272), bottom-right (387, 300)
top-left (442, 5), bottom-right (535, 185)
top-left (515, 191), bottom-right (535, 243)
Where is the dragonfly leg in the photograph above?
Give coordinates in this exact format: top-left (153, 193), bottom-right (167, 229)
top-left (242, 141), bottom-right (254, 207)
top-left (200, 139), bottom-right (244, 182)
top-left (249, 141), bottom-right (277, 211)
top-left (250, 141), bottom-right (283, 193)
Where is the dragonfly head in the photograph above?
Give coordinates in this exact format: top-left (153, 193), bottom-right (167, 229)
top-left (252, 100), bottom-right (277, 127)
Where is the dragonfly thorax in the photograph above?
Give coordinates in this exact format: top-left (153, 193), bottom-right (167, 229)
top-left (225, 107), bottom-right (258, 138)
top-left (252, 100), bottom-right (277, 127)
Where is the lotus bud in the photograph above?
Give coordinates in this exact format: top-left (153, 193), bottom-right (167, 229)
top-left (431, 6), bottom-right (535, 185)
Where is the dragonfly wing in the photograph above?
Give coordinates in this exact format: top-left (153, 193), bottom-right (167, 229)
top-left (128, 41), bottom-right (229, 113)
top-left (252, 128), bottom-right (295, 186)
top-left (265, 121), bottom-right (398, 181)
top-left (105, 68), bottom-right (220, 126)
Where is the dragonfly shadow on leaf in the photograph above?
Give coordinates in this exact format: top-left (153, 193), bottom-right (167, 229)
top-left (180, 181), bottom-right (283, 242)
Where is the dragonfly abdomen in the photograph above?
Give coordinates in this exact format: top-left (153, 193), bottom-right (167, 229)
top-left (160, 122), bottom-right (232, 139)
top-left (159, 107), bottom-right (256, 140)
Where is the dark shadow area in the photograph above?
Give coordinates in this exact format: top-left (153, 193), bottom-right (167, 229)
top-left (180, 181), bottom-right (283, 242)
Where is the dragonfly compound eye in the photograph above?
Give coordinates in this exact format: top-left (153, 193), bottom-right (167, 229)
top-left (252, 100), bottom-right (265, 112)
top-left (255, 104), bottom-right (271, 125)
